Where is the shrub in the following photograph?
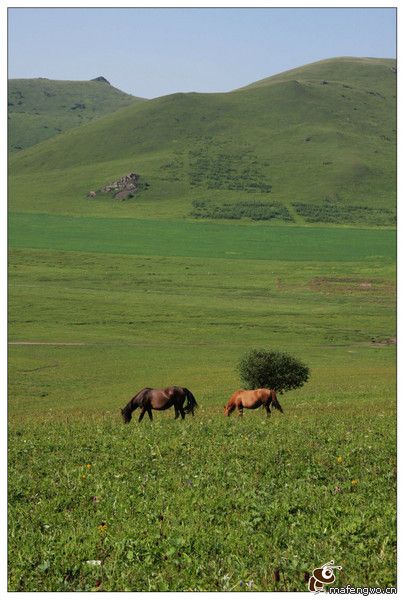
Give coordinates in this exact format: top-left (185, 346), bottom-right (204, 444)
top-left (188, 144), bottom-right (272, 192)
top-left (238, 349), bottom-right (310, 394)
top-left (292, 200), bottom-right (396, 226)
top-left (190, 200), bottom-right (292, 221)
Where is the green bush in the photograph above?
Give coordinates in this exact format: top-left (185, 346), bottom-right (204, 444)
top-left (238, 349), bottom-right (310, 393)
top-left (293, 200), bottom-right (396, 226)
top-left (188, 143), bottom-right (272, 192)
top-left (190, 200), bottom-right (292, 221)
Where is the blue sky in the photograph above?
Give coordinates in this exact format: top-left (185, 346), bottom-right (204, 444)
top-left (8, 7), bottom-right (396, 98)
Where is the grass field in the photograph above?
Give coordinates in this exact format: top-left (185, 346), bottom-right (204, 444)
top-left (8, 213), bottom-right (396, 591)
top-left (8, 55), bottom-right (396, 592)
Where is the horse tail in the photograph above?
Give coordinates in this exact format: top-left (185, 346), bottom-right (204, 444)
top-left (184, 388), bottom-right (198, 414)
top-left (270, 389), bottom-right (284, 413)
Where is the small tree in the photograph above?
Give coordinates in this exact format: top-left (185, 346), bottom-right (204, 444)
top-left (238, 349), bottom-right (309, 394)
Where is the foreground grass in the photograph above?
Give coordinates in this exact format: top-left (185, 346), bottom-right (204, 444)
top-left (8, 396), bottom-right (396, 591)
top-left (8, 218), bottom-right (396, 590)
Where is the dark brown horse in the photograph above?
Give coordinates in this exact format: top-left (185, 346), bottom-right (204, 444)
top-left (121, 386), bottom-right (198, 423)
top-left (224, 388), bottom-right (284, 417)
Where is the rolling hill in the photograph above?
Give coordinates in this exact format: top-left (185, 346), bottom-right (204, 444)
top-left (8, 76), bottom-right (144, 152)
top-left (9, 57), bottom-right (396, 225)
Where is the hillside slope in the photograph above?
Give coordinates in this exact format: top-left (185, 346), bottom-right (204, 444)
top-left (9, 58), bottom-right (396, 225)
top-left (8, 77), bottom-right (144, 152)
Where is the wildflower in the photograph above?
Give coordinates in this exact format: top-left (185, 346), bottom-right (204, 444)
top-left (336, 456), bottom-right (343, 463)
top-left (86, 464), bottom-right (92, 469)
top-left (351, 479), bottom-right (359, 485)
top-left (246, 580), bottom-right (254, 589)
top-left (82, 474), bottom-right (86, 480)
top-left (98, 522), bottom-right (108, 533)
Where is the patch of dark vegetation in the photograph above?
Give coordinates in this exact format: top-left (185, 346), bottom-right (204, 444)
top-left (71, 103), bottom-right (86, 110)
top-left (190, 199), bottom-right (292, 221)
top-left (10, 90), bottom-right (24, 100)
top-left (371, 336), bottom-right (396, 346)
top-left (368, 90), bottom-right (385, 98)
top-left (188, 142), bottom-right (272, 193)
top-left (293, 198), bottom-right (396, 226)
top-left (160, 156), bottom-right (183, 181)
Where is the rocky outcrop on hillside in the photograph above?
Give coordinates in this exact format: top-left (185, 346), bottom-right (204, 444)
top-left (91, 76), bottom-right (110, 84)
top-left (87, 172), bottom-right (149, 200)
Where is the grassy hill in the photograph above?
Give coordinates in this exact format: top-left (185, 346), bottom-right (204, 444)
top-left (8, 77), bottom-right (144, 152)
top-left (9, 57), bottom-right (396, 225)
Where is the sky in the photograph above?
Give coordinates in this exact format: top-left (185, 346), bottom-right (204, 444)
top-left (8, 7), bottom-right (396, 99)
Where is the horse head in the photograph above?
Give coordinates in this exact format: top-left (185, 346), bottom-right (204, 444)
top-left (121, 406), bottom-right (133, 423)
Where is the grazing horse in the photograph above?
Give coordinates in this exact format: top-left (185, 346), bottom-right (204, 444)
top-left (224, 388), bottom-right (284, 417)
top-left (121, 386), bottom-right (198, 423)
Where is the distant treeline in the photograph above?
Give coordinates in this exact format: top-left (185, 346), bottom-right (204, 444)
top-left (190, 200), bottom-right (292, 221)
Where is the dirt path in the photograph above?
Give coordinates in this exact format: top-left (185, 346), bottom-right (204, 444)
top-left (8, 341), bottom-right (87, 346)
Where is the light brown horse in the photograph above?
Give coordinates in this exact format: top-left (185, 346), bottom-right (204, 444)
top-left (224, 388), bottom-right (284, 417)
top-left (121, 386), bottom-right (198, 423)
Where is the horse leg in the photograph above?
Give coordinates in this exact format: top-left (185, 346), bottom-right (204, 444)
top-left (146, 406), bottom-right (153, 421)
top-left (174, 406), bottom-right (180, 419)
top-left (179, 404), bottom-right (186, 420)
top-left (265, 402), bottom-right (271, 417)
top-left (138, 408), bottom-right (146, 422)
top-left (238, 403), bottom-right (244, 417)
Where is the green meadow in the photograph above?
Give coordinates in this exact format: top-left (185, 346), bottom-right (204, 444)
top-left (8, 215), bottom-right (396, 591)
top-left (8, 56), bottom-right (396, 591)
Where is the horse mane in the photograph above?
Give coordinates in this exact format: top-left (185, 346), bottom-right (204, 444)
top-left (131, 387), bottom-right (152, 408)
